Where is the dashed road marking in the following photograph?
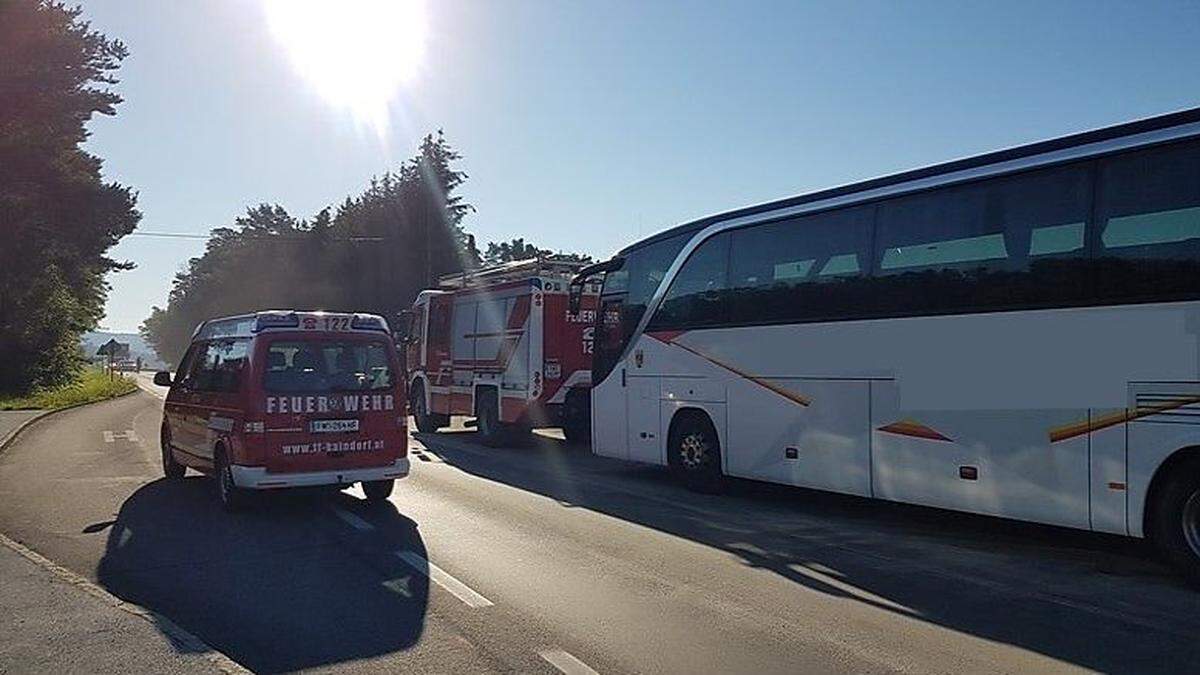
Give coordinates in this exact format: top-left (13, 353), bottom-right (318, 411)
top-left (538, 649), bottom-right (600, 675)
top-left (332, 508), bottom-right (374, 531)
top-left (395, 551), bottom-right (493, 608)
top-left (103, 430), bottom-right (139, 443)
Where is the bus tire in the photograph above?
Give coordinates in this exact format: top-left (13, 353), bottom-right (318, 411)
top-left (411, 383), bottom-right (441, 433)
top-left (161, 425), bottom-right (185, 480)
top-left (363, 479), bottom-right (394, 502)
top-left (1149, 458), bottom-right (1200, 584)
top-left (214, 447), bottom-right (247, 513)
top-left (477, 390), bottom-right (505, 447)
top-left (669, 412), bottom-right (725, 494)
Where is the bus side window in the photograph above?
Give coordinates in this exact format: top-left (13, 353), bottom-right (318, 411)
top-left (1095, 139), bottom-right (1200, 304)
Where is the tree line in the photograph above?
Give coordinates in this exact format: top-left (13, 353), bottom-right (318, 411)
top-left (0, 1), bottom-right (141, 395)
top-left (0, 1), bottom-right (595, 388)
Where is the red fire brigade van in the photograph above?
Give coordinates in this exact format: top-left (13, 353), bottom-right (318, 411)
top-left (404, 259), bottom-right (599, 445)
top-left (154, 310), bottom-right (409, 510)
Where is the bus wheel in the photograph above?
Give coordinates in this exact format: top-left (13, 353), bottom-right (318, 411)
top-left (363, 479), bottom-right (394, 502)
top-left (411, 384), bottom-right (440, 433)
top-left (214, 448), bottom-right (247, 512)
top-left (161, 425), bottom-right (185, 480)
top-left (477, 392), bottom-right (505, 447)
top-left (669, 412), bottom-right (725, 494)
top-left (1150, 460), bottom-right (1200, 584)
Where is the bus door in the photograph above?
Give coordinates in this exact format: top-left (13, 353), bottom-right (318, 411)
top-left (590, 295), bottom-right (630, 459)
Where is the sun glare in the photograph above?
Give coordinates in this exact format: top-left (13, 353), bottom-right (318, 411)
top-left (264, 0), bottom-right (427, 136)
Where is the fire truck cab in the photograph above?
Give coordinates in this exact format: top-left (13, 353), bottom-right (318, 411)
top-left (405, 259), bottom-right (599, 445)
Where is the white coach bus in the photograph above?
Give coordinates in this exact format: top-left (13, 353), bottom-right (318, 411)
top-left (570, 109), bottom-right (1200, 579)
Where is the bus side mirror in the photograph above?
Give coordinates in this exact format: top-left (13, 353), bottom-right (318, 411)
top-left (393, 310), bottom-right (414, 343)
top-left (153, 371), bottom-right (172, 387)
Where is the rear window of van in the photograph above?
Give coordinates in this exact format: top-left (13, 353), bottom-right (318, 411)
top-left (263, 339), bottom-right (395, 393)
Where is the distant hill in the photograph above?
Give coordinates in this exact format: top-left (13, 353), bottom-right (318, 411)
top-left (81, 331), bottom-right (168, 370)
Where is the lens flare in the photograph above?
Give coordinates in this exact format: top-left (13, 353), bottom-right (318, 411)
top-left (264, 0), bottom-right (427, 136)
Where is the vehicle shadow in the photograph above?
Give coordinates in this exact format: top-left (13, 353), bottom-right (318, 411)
top-left (418, 429), bottom-right (1200, 673)
top-left (95, 477), bottom-right (428, 674)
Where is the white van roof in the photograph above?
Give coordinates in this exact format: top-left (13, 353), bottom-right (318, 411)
top-left (192, 310), bottom-right (391, 340)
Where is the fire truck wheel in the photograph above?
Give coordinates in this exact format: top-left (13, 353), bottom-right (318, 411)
top-left (668, 412), bottom-right (726, 494)
top-left (363, 479), bottom-right (395, 502)
top-left (477, 392), bottom-right (505, 447)
top-left (161, 425), bottom-right (185, 479)
top-left (214, 447), bottom-right (247, 512)
top-left (411, 384), bottom-right (441, 433)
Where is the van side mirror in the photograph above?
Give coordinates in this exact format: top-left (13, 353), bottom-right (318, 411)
top-left (153, 371), bottom-right (172, 387)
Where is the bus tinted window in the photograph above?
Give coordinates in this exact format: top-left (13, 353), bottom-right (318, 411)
top-left (1095, 140), bottom-right (1200, 303)
top-left (648, 232), bottom-right (730, 329)
top-left (728, 206), bottom-right (874, 323)
top-left (873, 165), bottom-right (1092, 315)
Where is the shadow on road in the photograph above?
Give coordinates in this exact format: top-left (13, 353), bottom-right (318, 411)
top-left (96, 477), bottom-right (428, 674)
top-left (418, 429), bottom-right (1200, 673)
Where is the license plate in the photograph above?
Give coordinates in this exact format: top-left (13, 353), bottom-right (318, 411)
top-left (310, 419), bottom-right (359, 433)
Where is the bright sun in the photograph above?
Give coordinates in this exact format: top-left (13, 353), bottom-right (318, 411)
top-left (263, 0), bottom-right (427, 135)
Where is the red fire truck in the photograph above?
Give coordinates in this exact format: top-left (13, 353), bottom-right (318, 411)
top-left (404, 259), bottom-right (599, 445)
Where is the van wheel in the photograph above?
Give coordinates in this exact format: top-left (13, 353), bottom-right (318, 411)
top-left (411, 384), bottom-right (442, 433)
top-left (1150, 459), bottom-right (1200, 584)
top-left (161, 426), bottom-right (185, 479)
top-left (669, 412), bottom-right (726, 494)
top-left (214, 449), bottom-right (247, 512)
top-left (477, 391), bottom-right (505, 447)
top-left (363, 479), bottom-right (394, 502)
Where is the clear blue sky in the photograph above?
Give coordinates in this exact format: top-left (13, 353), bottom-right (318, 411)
top-left (81, 0), bottom-right (1200, 332)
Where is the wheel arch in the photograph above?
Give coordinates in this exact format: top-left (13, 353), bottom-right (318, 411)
top-left (408, 374), bottom-right (430, 412)
top-left (666, 406), bottom-right (720, 467)
top-left (1143, 444), bottom-right (1200, 540)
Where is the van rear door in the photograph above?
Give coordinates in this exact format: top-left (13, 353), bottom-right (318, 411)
top-left (256, 335), bottom-right (403, 474)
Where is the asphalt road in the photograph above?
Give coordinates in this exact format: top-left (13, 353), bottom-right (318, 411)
top-left (2, 385), bottom-right (1200, 674)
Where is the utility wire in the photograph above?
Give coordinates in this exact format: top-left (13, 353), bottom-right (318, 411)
top-left (128, 231), bottom-right (386, 242)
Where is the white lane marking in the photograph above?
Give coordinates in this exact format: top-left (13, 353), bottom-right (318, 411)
top-left (538, 649), bottom-right (600, 675)
top-left (135, 377), bottom-right (167, 400)
top-left (332, 508), bottom-right (374, 531)
top-left (395, 551), bottom-right (493, 608)
top-left (103, 430), bottom-right (138, 443)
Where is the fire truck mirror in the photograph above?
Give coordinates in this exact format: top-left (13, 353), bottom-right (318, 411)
top-left (393, 309), bottom-right (414, 343)
top-left (568, 280), bottom-right (583, 315)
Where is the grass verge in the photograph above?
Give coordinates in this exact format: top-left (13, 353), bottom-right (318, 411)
top-left (0, 368), bottom-right (138, 411)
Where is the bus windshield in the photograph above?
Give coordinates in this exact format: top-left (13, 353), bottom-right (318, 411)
top-left (593, 234), bottom-right (688, 382)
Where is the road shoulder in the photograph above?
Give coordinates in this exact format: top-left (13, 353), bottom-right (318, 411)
top-left (0, 532), bottom-right (248, 675)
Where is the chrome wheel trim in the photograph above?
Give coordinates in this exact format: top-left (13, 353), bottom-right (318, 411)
top-left (679, 432), bottom-right (707, 470)
top-left (1183, 489), bottom-right (1200, 558)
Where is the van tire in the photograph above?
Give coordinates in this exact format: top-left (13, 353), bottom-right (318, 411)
top-left (214, 449), bottom-right (247, 512)
top-left (363, 479), bottom-right (395, 502)
top-left (411, 383), bottom-right (442, 433)
top-left (161, 426), bottom-right (185, 480)
top-left (668, 412), bottom-right (726, 494)
top-left (1149, 459), bottom-right (1200, 585)
top-left (477, 390), bottom-right (505, 447)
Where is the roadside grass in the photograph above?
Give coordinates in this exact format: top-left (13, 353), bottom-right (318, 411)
top-left (0, 368), bottom-right (137, 411)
